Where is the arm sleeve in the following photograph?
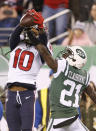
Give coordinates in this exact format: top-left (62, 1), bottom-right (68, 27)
top-left (9, 24), bottom-right (24, 51)
top-left (53, 58), bottom-right (67, 78)
top-left (86, 72), bottom-right (90, 87)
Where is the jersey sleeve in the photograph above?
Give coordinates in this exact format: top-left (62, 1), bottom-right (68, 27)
top-left (9, 25), bottom-right (24, 51)
top-left (53, 58), bottom-right (67, 78)
top-left (85, 72), bottom-right (90, 87)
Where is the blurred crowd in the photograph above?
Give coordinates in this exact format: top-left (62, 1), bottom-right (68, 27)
top-left (0, 0), bottom-right (96, 131)
top-left (0, 0), bottom-right (96, 46)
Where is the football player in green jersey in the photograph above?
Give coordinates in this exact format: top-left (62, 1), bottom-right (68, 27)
top-left (30, 29), bottom-right (96, 131)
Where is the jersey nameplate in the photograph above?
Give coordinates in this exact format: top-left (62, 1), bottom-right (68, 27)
top-left (68, 71), bottom-right (86, 84)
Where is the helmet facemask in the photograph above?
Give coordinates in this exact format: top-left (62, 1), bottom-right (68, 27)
top-left (56, 47), bottom-right (73, 60)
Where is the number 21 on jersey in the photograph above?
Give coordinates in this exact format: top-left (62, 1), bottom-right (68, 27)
top-left (13, 48), bottom-right (34, 71)
top-left (60, 79), bottom-right (82, 108)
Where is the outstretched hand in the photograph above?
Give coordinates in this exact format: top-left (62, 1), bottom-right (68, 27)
top-left (26, 9), bottom-right (44, 29)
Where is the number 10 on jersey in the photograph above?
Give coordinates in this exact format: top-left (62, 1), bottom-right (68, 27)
top-left (13, 48), bottom-right (34, 71)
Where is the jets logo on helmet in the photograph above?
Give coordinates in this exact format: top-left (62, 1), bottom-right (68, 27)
top-left (66, 46), bottom-right (87, 69)
top-left (76, 49), bottom-right (86, 59)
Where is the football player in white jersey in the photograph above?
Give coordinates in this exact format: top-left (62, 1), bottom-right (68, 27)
top-left (6, 9), bottom-right (52, 131)
top-left (31, 32), bottom-right (96, 131)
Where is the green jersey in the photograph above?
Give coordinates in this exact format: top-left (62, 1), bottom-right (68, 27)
top-left (50, 58), bottom-right (90, 118)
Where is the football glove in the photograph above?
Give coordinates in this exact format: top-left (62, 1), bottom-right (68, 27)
top-left (27, 9), bottom-right (44, 29)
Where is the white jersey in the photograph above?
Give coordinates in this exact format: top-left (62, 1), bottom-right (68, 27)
top-left (7, 43), bottom-right (43, 85)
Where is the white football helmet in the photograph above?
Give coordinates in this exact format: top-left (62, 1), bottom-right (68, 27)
top-left (66, 46), bottom-right (87, 69)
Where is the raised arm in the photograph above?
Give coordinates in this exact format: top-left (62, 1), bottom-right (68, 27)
top-left (36, 44), bottom-right (58, 72)
top-left (9, 24), bottom-right (24, 51)
top-left (84, 82), bottom-right (96, 104)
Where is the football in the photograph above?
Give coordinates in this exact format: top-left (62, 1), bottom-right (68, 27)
top-left (20, 12), bottom-right (36, 27)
